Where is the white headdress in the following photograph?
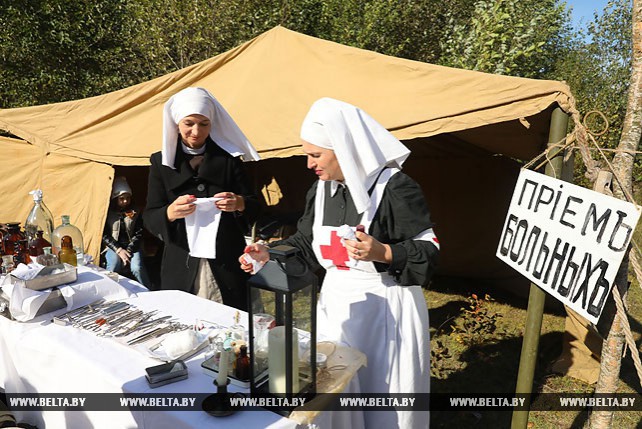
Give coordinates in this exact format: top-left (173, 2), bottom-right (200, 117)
top-left (162, 87), bottom-right (260, 168)
top-left (300, 98), bottom-right (410, 214)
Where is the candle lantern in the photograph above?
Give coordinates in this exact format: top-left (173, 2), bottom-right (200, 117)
top-left (247, 245), bottom-right (317, 414)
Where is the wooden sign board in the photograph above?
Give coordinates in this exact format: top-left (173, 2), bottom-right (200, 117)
top-left (497, 169), bottom-right (640, 324)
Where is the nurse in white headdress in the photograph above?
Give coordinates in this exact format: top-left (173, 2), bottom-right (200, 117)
top-left (242, 97), bottom-right (439, 429)
top-left (145, 87), bottom-right (260, 310)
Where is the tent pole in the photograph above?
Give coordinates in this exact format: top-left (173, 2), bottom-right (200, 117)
top-left (511, 107), bottom-right (569, 429)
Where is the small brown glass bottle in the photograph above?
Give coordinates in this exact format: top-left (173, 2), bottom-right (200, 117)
top-left (14, 239), bottom-right (31, 265)
top-left (28, 230), bottom-right (50, 257)
top-left (58, 235), bottom-right (77, 266)
top-left (234, 345), bottom-right (250, 381)
top-left (0, 224), bottom-right (5, 255)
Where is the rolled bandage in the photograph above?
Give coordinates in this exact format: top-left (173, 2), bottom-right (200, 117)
top-left (337, 225), bottom-right (358, 267)
top-left (242, 251), bottom-right (265, 275)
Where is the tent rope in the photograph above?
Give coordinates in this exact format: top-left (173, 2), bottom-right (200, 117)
top-left (583, 132), bottom-right (637, 205)
top-left (522, 137), bottom-right (574, 175)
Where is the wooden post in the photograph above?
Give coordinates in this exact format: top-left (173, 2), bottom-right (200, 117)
top-left (511, 107), bottom-right (569, 429)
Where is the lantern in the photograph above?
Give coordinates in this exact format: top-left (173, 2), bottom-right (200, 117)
top-left (247, 245), bottom-right (317, 414)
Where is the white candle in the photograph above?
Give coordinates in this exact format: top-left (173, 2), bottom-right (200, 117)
top-left (268, 326), bottom-right (299, 395)
top-left (217, 349), bottom-right (229, 386)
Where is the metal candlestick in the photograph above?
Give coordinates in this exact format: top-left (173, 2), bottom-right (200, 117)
top-left (202, 378), bottom-right (236, 417)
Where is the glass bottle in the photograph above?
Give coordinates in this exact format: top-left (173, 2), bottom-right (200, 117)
top-left (235, 345), bottom-right (250, 381)
top-left (223, 331), bottom-right (234, 351)
top-left (230, 311), bottom-right (246, 342)
top-left (14, 239), bottom-right (31, 265)
top-left (24, 189), bottom-right (55, 245)
top-left (36, 247), bottom-right (59, 267)
top-left (0, 224), bottom-right (5, 255)
top-left (1, 255), bottom-right (15, 275)
top-left (28, 230), bottom-right (50, 257)
top-left (2, 222), bottom-right (25, 258)
top-left (52, 215), bottom-right (84, 265)
top-left (57, 235), bottom-right (77, 266)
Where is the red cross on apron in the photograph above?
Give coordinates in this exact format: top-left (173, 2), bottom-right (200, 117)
top-left (319, 230), bottom-right (351, 270)
top-left (312, 168), bottom-right (398, 273)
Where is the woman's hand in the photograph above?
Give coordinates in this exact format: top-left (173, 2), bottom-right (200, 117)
top-left (166, 194), bottom-right (197, 222)
top-left (214, 192), bottom-right (245, 212)
top-left (116, 248), bottom-right (132, 265)
top-left (344, 231), bottom-right (392, 264)
top-left (239, 243), bottom-right (270, 273)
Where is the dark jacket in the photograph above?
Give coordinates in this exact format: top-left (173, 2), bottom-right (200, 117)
top-left (102, 208), bottom-right (144, 254)
top-left (143, 139), bottom-right (259, 310)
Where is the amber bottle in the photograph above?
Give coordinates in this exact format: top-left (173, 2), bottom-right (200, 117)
top-left (58, 235), bottom-right (77, 266)
top-left (3, 222), bottom-right (25, 257)
top-left (235, 345), bottom-right (250, 381)
top-left (28, 230), bottom-right (50, 257)
top-left (14, 239), bottom-right (31, 265)
top-left (0, 224), bottom-right (5, 255)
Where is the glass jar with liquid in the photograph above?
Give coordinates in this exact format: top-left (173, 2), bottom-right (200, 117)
top-left (52, 215), bottom-right (84, 265)
top-left (57, 235), bottom-right (78, 266)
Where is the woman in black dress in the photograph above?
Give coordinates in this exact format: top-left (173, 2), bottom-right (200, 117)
top-left (145, 87), bottom-right (260, 310)
top-left (241, 98), bottom-right (439, 428)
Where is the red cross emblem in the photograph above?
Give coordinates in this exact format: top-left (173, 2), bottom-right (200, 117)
top-left (319, 230), bottom-right (350, 270)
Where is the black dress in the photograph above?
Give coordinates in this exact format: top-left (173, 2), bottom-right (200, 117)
top-left (144, 138), bottom-right (259, 310)
top-left (277, 171), bottom-right (439, 286)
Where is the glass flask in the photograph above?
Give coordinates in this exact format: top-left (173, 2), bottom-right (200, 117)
top-left (57, 236), bottom-right (77, 266)
top-left (230, 311), bottom-right (246, 342)
top-left (24, 189), bottom-right (55, 245)
top-left (52, 215), bottom-right (84, 265)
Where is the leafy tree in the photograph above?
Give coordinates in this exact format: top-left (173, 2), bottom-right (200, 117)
top-left (588, 2), bottom-right (640, 427)
top-left (305, 0), bottom-right (473, 63)
top-left (438, 0), bottom-right (571, 78)
top-left (0, 0), bottom-right (156, 106)
top-left (0, 0), bottom-right (573, 110)
top-left (553, 0), bottom-right (633, 180)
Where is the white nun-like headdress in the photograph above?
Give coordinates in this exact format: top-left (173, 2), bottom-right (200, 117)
top-left (300, 97), bottom-right (410, 214)
top-left (162, 87), bottom-right (260, 168)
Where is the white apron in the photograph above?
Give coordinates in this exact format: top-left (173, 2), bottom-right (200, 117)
top-left (312, 168), bottom-right (430, 429)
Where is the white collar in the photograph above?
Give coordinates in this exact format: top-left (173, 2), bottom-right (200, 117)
top-left (329, 181), bottom-right (345, 197)
top-left (181, 142), bottom-right (206, 155)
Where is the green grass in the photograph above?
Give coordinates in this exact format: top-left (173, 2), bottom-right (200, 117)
top-left (427, 276), bottom-right (642, 428)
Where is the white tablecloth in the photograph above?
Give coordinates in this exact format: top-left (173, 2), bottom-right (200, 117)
top-left (0, 268), bottom-right (363, 429)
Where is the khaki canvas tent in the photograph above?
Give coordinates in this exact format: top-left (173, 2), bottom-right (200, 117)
top-left (0, 26), bottom-right (574, 287)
